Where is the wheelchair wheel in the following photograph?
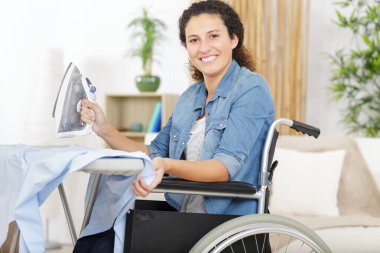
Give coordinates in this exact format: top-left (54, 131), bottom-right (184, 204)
top-left (190, 214), bottom-right (331, 253)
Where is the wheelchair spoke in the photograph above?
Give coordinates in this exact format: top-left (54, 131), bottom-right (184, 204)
top-left (260, 233), bottom-right (267, 253)
top-left (241, 238), bottom-right (247, 253)
top-left (254, 235), bottom-right (259, 253)
top-left (284, 236), bottom-right (293, 253)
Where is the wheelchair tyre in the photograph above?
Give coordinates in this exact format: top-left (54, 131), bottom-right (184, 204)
top-left (190, 214), bottom-right (331, 253)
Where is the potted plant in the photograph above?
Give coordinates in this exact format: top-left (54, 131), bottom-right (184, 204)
top-left (328, 0), bottom-right (380, 137)
top-left (127, 7), bottom-right (167, 92)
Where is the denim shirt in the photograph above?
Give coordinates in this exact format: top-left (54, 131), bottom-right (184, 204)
top-left (148, 60), bottom-right (274, 215)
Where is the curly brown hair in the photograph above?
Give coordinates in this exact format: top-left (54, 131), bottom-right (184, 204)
top-left (179, 0), bottom-right (256, 82)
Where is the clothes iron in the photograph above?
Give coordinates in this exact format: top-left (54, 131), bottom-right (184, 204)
top-left (52, 63), bottom-right (97, 138)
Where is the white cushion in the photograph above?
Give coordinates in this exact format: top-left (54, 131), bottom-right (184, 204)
top-left (269, 148), bottom-right (346, 216)
top-left (355, 138), bottom-right (380, 191)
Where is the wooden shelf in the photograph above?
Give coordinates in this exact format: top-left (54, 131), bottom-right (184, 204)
top-left (105, 93), bottom-right (178, 142)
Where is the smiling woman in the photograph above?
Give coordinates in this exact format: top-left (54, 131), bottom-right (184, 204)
top-left (73, 1), bottom-right (274, 251)
top-left (80, 0), bottom-right (274, 216)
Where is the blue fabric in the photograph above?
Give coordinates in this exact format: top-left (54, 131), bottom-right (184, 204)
top-left (148, 60), bottom-right (274, 215)
top-left (0, 144), bottom-right (154, 253)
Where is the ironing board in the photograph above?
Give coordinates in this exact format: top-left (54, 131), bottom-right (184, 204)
top-left (61, 157), bottom-right (144, 243)
top-left (9, 157), bottom-right (145, 253)
top-left (5, 63), bottom-right (151, 252)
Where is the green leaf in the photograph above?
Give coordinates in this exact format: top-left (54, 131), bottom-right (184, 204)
top-left (334, 1), bottom-right (350, 7)
top-left (367, 6), bottom-right (377, 20)
top-left (366, 127), bottom-right (378, 137)
top-left (362, 35), bottom-right (374, 48)
top-left (335, 10), bottom-right (347, 25)
top-left (349, 9), bottom-right (358, 23)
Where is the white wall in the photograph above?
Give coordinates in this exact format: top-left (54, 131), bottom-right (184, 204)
top-left (0, 0), bottom-right (191, 145)
top-left (306, 0), bottom-right (353, 136)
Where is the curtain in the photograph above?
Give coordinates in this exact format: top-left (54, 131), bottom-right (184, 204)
top-left (229, 0), bottom-right (310, 134)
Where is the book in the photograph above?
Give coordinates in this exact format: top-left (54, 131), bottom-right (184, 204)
top-left (147, 102), bottom-right (162, 133)
top-left (151, 104), bottom-right (162, 132)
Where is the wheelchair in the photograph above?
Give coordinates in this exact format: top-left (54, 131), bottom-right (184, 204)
top-left (4, 118), bottom-right (331, 253)
top-left (66, 118), bottom-right (331, 253)
top-left (121, 118), bottom-right (331, 253)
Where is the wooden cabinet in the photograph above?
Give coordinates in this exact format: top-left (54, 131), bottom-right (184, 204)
top-left (105, 93), bottom-right (178, 142)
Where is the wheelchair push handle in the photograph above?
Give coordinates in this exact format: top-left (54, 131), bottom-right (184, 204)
top-left (290, 120), bottom-right (320, 138)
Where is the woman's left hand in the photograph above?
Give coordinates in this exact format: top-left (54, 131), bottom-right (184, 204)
top-left (132, 157), bottom-right (167, 197)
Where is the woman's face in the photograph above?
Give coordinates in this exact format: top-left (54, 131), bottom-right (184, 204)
top-left (185, 13), bottom-right (238, 82)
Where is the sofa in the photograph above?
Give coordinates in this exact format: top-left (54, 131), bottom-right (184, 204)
top-left (269, 135), bottom-right (380, 253)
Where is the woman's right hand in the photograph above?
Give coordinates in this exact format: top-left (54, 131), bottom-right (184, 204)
top-left (132, 157), bottom-right (167, 197)
top-left (80, 99), bottom-right (109, 135)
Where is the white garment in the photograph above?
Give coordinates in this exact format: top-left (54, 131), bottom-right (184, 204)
top-left (185, 117), bottom-right (206, 161)
top-left (0, 144), bottom-right (155, 253)
top-left (181, 117), bottom-right (207, 213)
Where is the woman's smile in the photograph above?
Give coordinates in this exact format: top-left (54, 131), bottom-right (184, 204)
top-left (200, 55), bottom-right (218, 63)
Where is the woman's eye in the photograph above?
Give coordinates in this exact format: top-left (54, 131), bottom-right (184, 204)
top-left (210, 34), bottom-right (219, 39)
top-left (189, 38), bottom-right (198, 43)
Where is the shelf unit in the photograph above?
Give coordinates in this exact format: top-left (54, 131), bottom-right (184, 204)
top-left (105, 93), bottom-right (178, 142)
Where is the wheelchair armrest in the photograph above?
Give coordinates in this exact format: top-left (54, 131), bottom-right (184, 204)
top-left (156, 177), bottom-right (256, 195)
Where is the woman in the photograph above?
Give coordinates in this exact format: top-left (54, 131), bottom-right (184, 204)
top-left (81, 0), bottom-right (274, 216)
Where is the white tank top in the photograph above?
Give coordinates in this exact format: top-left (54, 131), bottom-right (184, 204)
top-left (181, 117), bottom-right (207, 213)
top-left (185, 117), bottom-right (206, 161)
